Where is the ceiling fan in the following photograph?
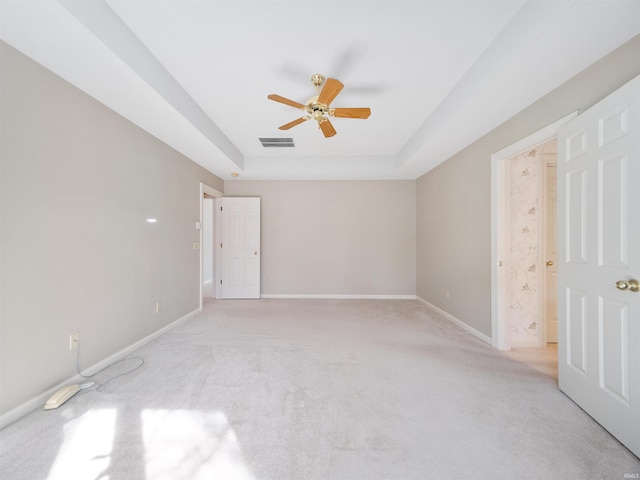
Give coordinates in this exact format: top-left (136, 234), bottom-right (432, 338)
top-left (267, 74), bottom-right (371, 138)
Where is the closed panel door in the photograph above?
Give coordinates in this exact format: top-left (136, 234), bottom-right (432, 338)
top-left (557, 75), bottom-right (640, 457)
top-left (220, 197), bottom-right (261, 299)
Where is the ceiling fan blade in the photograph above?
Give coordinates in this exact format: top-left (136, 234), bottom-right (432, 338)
top-left (318, 118), bottom-right (337, 138)
top-left (331, 107), bottom-right (371, 119)
top-left (279, 116), bottom-right (309, 130)
top-left (268, 94), bottom-right (305, 110)
top-left (317, 78), bottom-right (344, 106)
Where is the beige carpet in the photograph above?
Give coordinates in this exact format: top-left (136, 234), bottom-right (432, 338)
top-left (502, 343), bottom-right (558, 379)
top-left (1, 299), bottom-right (638, 480)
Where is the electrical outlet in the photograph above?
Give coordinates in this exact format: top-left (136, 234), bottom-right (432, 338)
top-left (69, 333), bottom-right (80, 350)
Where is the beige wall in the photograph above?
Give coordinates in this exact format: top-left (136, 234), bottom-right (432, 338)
top-left (224, 180), bottom-right (416, 296)
top-left (0, 42), bottom-right (223, 417)
top-left (416, 34), bottom-right (640, 338)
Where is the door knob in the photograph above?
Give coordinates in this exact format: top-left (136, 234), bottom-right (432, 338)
top-left (546, 260), bottom-right (554, 266)
top-left (616, 281), bottom-right (629, 290)
top-left (616, 279), bottom-right (639, 292)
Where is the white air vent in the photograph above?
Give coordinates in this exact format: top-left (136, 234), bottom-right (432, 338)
top-left (259, 137), bottom-right (295, 147)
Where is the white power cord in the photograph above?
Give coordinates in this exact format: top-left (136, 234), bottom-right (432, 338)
top-left (76, 343), bottom-right (144, 392)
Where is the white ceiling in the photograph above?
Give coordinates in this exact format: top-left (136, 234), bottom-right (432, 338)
top-left (2, 0), bottom-right (640, 180)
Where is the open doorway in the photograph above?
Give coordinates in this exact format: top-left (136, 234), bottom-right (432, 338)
top-left (504, 139), bottom-right (557, 348)
top-left (491, 113), bottom-right (577, 361)
top-left (199, 183), bottom-right (223, 311)
top-left (202, 196), bottom-right (215, 298)
top-left (499, 140), bottom-right (559, 378)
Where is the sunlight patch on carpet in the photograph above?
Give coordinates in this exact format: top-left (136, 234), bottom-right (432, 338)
top-left (141, 409), bottom-right (256, 480)
top-left (47, 409), bottom-right (116, 480)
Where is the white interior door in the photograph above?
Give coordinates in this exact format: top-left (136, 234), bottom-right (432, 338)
top-left (220, 197), bottom-right (261, 299)
top-left (557, 74), bottom-right (640, 457)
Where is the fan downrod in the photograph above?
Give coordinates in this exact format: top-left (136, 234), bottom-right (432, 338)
top-left (306, 75), bottom-right (329, 121)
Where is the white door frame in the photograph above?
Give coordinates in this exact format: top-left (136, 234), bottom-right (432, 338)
top-left (199, 182), bottom-right (223, 312)
top-left (491, 113), bottom-right (577, 350)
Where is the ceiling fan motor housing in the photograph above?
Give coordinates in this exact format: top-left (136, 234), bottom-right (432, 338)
top-left (305, 96), bottom-right (329, 122)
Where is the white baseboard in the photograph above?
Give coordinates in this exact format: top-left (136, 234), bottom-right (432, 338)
top-left (0, 308), bottom-right (200, 430)
top-left (416, 297), bottom-right (492, 346)
top-left (260, 294), bottom-right (417, 300)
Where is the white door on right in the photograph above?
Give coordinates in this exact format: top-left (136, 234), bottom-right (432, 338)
top-left (558, 74), bottom-right (640, 457)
